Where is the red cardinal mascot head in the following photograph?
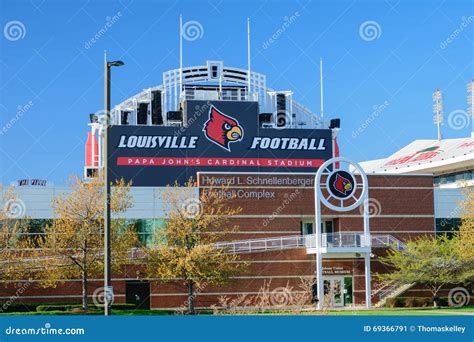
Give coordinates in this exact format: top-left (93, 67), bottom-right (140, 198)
top-left (333, 174), bottom-right (353, 195)
top-left (203, 106), bottom-right (243, 151)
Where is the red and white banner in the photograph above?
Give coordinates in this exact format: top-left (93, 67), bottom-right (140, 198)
top-left (117, 157), bottom-right (325, 168)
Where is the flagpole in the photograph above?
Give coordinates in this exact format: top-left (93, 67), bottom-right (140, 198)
top-left (179, 15), bottom-right (183, 104)
top-left (247, 18), bottom-right (251, 100)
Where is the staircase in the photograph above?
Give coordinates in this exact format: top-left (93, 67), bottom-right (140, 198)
top-left (372, 281), bottom-right (416, 308)
top-left (371, 234), bottom-right (406, 250)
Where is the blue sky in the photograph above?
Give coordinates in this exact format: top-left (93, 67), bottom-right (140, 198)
top-left (0, 0), bottom-right (472, 185)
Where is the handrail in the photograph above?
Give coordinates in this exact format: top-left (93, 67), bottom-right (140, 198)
top-left (214, 232), bottom-right (405, 254)
top-left (1, 233), bottom-right (407, 263)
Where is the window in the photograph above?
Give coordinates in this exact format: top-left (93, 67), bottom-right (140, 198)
top-left (302, 222), bottom-right (313, 235)
top-left (210, 65), bottom-right (219, 79)
top-left (435, 218), bottom-right (462, 238)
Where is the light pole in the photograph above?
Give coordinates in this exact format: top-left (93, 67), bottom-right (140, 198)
top-left (103, 51), bottom-right (124, 316)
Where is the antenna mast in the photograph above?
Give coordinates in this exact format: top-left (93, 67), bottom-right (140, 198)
top-left (247, 18), bottom-right (251, 100)
top-left (320, 57), bottom-right (324, 118)
top-left (179, 15), bottom-right (183, 103)
top-left (432, 89), bottom-right (444, 141)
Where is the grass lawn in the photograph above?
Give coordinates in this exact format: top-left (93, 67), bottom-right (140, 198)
top-left (1, 306), bottom-right (472, 316)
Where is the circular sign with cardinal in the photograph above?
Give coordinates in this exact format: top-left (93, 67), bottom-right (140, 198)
top-left (327, 170), bottom-right (356, 199)
top-left (315, 157), bottom-right (368, 212)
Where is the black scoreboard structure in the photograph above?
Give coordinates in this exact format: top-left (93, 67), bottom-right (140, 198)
top-left (108, 100), bottom-right (333, 186)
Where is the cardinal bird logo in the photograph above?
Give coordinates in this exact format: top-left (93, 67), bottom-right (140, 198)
top-left (333, 174), bottom-right (353, 195)
top-left (203, 106), bottom-right (243, 151)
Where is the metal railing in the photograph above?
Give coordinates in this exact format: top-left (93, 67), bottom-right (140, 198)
top-left (214, 235), bottom-right (306, 254)
top-left (373, 282), bottom-right (416, 307)
top-left (1, 233), bottom-right (407, 260)
top-left (215, 233), bottom-right (406, 254)
top-left (371, 234), bottom-right (406, 250)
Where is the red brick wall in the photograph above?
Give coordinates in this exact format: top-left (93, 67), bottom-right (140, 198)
top-left (0, 173), bottom-right (437, 309)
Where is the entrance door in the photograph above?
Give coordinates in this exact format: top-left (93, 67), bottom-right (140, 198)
top-left (125, 280), bottom-right (150, 309)
top-left (323, 277), bottom-right (344, 307)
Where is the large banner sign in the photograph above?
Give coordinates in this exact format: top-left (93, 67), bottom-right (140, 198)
top-left (108, 100), bottom-right (332, 186)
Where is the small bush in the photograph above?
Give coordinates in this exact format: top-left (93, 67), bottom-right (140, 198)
top-left (385, 297), bottom-right (404, 308)
top-left (37, 304), bottom-right (77, 312)
top-left (437, 297), bottom-right (449, 307)
top-left (101, 303), bottom-right (136, 310)
top-left (0, 303), bottom-right (39, 313)
top-left (37, 303), bottom-right (136, 312)
top-left (404, 297), bottom-right (418, 307)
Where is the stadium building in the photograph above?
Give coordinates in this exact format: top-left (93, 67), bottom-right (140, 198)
top-left (1, 60), bottom-right (472, 310)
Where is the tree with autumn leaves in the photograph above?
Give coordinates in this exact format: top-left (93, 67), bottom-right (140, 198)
top-left (0, 185), bottom-right (34, 281)
top-left (457, 188), bottom-right (474, 265)
top-left (145, 180), bottom-right (247, 314)
top-left (1, 177), bottom-right (138, 311)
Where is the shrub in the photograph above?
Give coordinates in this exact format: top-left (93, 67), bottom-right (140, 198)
top-left (37, 303), bottom-right (136, 312)
top-left (437, 297), bottom-right (449, 307)
top-left (385, 297), bottom-right (404, 308)
top-left (0, 303), bottom-right (39, 313)
top-left (404, 297), bottom-right (418, 307)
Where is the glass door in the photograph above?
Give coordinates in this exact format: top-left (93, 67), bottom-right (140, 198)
top-left (323, 277), bottom-right (344, 307)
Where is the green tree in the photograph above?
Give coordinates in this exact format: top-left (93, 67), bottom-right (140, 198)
top-left (457, 188), bottom-right (474, 263)
top-left (145, 180), bottom-right (247, 314)
top-left (377, 234), bottom-right (472, 307)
